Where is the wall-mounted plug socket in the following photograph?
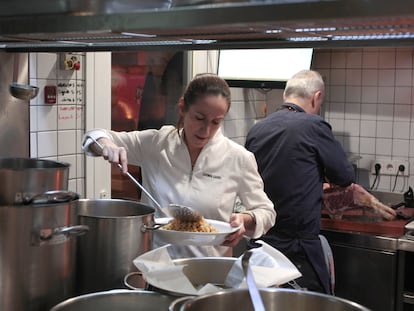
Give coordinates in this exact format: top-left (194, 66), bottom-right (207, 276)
top-left (371, 159), bottom-right (409, 176)
top-left (60, 52), bottom-right (81, 71)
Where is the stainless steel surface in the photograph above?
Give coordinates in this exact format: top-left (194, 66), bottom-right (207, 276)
top-left (76, 199), bottom-right (155, 295)
top-left (169, 296), bottom-right (196, 311)
top-left (0, 53), bottom-right (29, 157)
top-left (123, 271), bottom-right (147, 290)
top-left (2, 0), bottom-right (414, 51)
top-left (322, 229), bottom-right (399, 311)
top-left (9, 82), bottom-right (39, 100)
top-left (50, 289), bottom-right (175, 311)
top-left (0, 157), bottom-right (70, 205)
top-left (321, 229), bottom-right (399, 251)
top-left (242, 250), bottom-right (265, 311)
top-left (0, 198), bottom-right (79, 311)
top-left (396, 248), bottom-right (414, 311)
top-left (9, 54), bottom-right (39, 100)
top-left (149, 257), bottom-right (237, 296)
top-left (178, 288), bottom-right (372, 310)
top-left (398, 236), bottom-right (414, 252)
top-left (404, 292), bottom-right (414, 305)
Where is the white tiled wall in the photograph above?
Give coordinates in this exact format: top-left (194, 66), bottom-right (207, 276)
top-left (29, 52), bottom-right (86, 197)
top-left (30, 47), bottom-right (414, 197)
top-left (194, 47), bottom-right (414, 193)
top-left (313, 47), bottom-right (414, 192)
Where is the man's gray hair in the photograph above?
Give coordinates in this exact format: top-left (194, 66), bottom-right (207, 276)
top-left (283, 70), bottom-right (325, 100)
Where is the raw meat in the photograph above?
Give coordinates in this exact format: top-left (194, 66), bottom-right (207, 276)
top-left (323, 183), bottom-right (397, 220)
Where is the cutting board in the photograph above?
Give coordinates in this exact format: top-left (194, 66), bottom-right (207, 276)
top-left (321, 208), bottom-right (414, 236)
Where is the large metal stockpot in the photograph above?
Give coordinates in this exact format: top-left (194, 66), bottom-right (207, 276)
top-left (125, 257), bottom-right (238, 296)
top-left (0, 157), bottom-right (69, 205)
top-left (173, 288), bottom-right (372, 311)
top-left (0, 191), bottom-right (86, 311)
top-left (76, 199), bottom-right (155, 295)
top-left (50, 289), bottom-right (175, 311)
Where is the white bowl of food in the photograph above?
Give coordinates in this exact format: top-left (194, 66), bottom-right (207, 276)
top-left (154, 217), bottom-right (241, 246)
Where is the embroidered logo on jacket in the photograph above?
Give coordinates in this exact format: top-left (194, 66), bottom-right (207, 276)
top-left (202, 172), bottom-right (222, 179)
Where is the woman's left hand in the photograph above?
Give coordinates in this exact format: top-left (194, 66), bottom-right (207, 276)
top-left (222, 213), bottom-right (247, 247)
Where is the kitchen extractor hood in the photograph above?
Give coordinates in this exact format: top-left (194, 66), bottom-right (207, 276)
top-left (1, 0), bottom-right (414, 52)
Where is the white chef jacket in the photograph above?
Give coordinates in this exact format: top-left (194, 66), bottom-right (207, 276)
top-left (83, 125), bottom-right (275, 258)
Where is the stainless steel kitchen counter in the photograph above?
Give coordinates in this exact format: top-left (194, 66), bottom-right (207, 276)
top-left (321, 228), bottom-right (400, 251)
top-left (321, 227), bottom-right (414, 311)
top-left (397, 235), bottom-right (414, 252)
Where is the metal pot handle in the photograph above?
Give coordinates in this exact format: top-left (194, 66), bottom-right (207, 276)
top-left (37, 225), bottom-right (89, 245)
top-left (169, 296), bottom-right (196, 311)
top-left (23, 190), bottom-right (79, 205)
top-left (141, 223), bottom-right (164, 232)
top-left (123, 271), bottom-right (149, 290)
top-left (55, 225), bottom-right (89, 237)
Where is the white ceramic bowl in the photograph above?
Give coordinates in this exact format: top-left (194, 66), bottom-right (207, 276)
top-left (154, 217), bottom-right (241, 246)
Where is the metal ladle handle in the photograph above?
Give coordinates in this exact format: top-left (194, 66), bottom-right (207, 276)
top-left (12, 53), bottom-right (19, 83)
top-left (242, 250), bottom-right (266, 311)
top-left (88, 135), bottom-right (162, 210)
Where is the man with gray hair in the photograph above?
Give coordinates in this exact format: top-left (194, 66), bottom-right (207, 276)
top-left (245, 70), bottom-right (355, 294)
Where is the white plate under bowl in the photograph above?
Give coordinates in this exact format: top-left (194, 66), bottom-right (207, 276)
top-left (154, 217), bottom-right (241, 246)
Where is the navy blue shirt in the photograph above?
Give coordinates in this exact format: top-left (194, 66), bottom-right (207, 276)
top-left (245, 103), bottom-right (355, 293)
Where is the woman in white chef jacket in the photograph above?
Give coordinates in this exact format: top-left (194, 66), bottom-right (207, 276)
top-left (82, 73), bottom-right (276, 258)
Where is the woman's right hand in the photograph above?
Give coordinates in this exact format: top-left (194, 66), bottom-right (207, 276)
top-left (96, 137), bottom-right (129, 173)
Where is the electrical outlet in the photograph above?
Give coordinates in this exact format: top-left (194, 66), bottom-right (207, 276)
top-left (61, 52), bottom-right (80, 71)
top-left (371, 159), bottom-right (409, 176)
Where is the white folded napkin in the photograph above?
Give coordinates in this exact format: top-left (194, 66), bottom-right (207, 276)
top-left (132, 240), bottom-right (301, 295)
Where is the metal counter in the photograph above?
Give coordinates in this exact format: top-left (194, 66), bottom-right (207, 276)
top-left (321, 228), bottom-right (414, 311)
top-left (321, 229), bottom-right (399, 311)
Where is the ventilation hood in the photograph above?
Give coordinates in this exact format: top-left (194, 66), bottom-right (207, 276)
top-left (1, 0), bottom-right (414, 52)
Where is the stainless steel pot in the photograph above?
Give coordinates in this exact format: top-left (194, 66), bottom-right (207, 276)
top-left (0, 191), bottom-right (84, 311)
top-left (174, 288), bottom-right (372, 311)
top-left (76, 199), bottom-right (155, 295)
top-left (50, 289), bottom-right (175, 311)
top-left (124, 257), bottom-right (237, 295)
top-left (0, 157), bottom-right (69, 204)
top-left (160, 257), bottom-right (237, 296)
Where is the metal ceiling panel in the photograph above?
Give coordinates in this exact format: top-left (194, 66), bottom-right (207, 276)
top-left (1, 0), bottom-right (414, 51)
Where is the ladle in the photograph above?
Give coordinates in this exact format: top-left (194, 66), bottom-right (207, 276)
top-left (87, 135), bottom-right (202, 222)
top-left (9, 53), bottom-right (39, 101)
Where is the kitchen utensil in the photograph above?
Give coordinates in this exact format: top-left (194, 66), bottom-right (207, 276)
top-left (0, 190), bottom-right (80, 311)
top-left (175, 288), bottom-right (372, 311)
top-left (167, 203), bottom-right (202, 222)
top-left (9, 54), bottom-right (39, 100)
top-left (87, 135), bottom-right (202, 221)
top-left (50, 289), bottom-right (175, 311)
top-left (149, 217), bottom-right (241, 246)
top-left (76, 199), bottom-right (155, 295)
top-left (390, 187), bottom-right (414, 209)
top-left (241, 250), bottom-right (266, 311)
top-left (404, 186), bottom-right (414, 205)
top-left (0, 157), bottom-right (70, 205)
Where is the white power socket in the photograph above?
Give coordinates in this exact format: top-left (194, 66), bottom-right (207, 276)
top-left (371, 159), bottom-right (409, 176)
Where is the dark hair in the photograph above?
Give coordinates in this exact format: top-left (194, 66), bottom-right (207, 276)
top-left (176, 73), bottom-right (231, 131)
